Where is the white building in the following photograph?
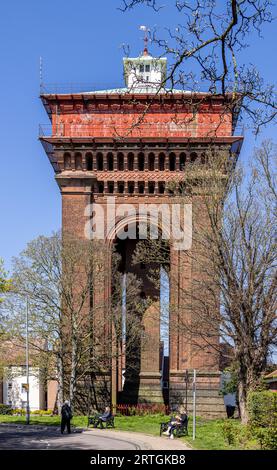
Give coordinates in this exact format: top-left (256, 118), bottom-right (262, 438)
top-left (2, 366), bottom-right (45, 411)
top-left (123, 46), bottom-right (167, 93)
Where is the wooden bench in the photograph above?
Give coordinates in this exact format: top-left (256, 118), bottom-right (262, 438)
top-left (160, 416), bottom-right (189, 437)
top-left (88, 415), bottom-right (115, 429)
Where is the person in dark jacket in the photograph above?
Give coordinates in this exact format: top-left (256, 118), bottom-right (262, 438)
top-left (94, 406), bottom-right (112, 429)
top-left (61, 400), bottom-right (72, 434)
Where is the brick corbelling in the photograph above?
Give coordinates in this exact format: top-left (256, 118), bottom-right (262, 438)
top-left (51, 111), bottom-right (232, 139)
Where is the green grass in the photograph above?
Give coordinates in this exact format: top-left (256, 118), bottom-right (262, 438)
top-left (0, 414), bottom-right (259, 450)
top-left (185, 417), bottom-right (258, 450)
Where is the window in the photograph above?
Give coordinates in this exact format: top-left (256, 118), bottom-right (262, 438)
top-left (169, 153), bottom-right (176, 171)
top-left (148, 154), bottom-right (155, 171)
top-left (138, 153), bottom-right (145, 171)
top-left (118, 153), bottom-right (124, 171)
top-left (159, 154), bottom-right (165, 171)
top-left (180, 153), bottom-right (186, 171)
top-left (98, 182), bottom-right (104, 193)
top-left (128, 182), bottom-right (134, 194)
top-left (138, 182), bottom-right (145, 194)
top-left (64, 153), bottom-right (71, 170)
top-left (190, 152), bottom-right (197, 163)
top-left (139, 64), bottom-right (144, 73)
top-left (108, 182), bottom-right (114, 194)
top-left (8, 382), bottom-right (12, 389)
top-left (118, 182), bottom-right (125, 194)
top-left (128, 153), bottom-right (134, 171)
top-left (96, 153), bottom-right (103, 171)
top-left (108, 153), bottom-right (114, 171)
top-left (145, 64), bottom-right (150, 72)
top-left (75, 153), bottom-right (82, 170)
top-left (148, 182), bottom-right (155, 194)
top-left (158, 182), bottom-right (165, 194)
top-left (86, 153), bottom-right (93, 171)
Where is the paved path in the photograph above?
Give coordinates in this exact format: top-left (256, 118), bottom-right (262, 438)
top-left (0, 424), bottom-right (191, 450)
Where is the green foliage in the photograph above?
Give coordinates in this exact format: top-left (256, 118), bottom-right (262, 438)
top-left (221, 367), bottom-right (239, 396)
top-left (0, 404), bottom-right (12, 415)
top-left (247, 391), bottom-right (277, 428)
top-left (252, 426), bottom-right (277, 450)
top-left (222, 420), bottom-right (237, 445)
top-left (247, 391), bottom-right (277, 450)
top-left (0, 258), bottom-right (11, 302)
top-left (11, 409), bottom-right (53, 416)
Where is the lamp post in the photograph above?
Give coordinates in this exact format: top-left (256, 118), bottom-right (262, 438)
top-left (25, 298), bottom-right (30, 425)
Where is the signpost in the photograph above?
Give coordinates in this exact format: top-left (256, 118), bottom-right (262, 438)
top-left (26, 298), bottom-right (30, 425)
top-left (192, 369), bottom-right (196, 440)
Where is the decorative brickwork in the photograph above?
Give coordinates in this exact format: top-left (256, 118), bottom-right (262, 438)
top-left (40, 56), bottom-right (243, 417)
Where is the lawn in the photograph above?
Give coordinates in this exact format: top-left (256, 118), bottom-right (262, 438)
top-left (0, 414), bottom-right (259, 450)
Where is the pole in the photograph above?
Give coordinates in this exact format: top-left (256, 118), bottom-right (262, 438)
top-left (192, 369), bottom-right (196, 440)
top-left (26, 298), bottom-right (30, 425)
top-left (185, 369), bottom-right (188, 412)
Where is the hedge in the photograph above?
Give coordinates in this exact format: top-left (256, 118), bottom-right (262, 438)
top-left (247, 391), bottom-right (277, 428)
top-left (0, 404), bottom-right (13, 415)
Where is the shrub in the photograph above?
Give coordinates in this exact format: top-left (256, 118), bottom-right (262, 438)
top-left (12, 408), bottom-right (25, 415)
top-left (253, 426), bottom-right (277, 450)
top-left (222, 420), bottom-right (237, 445)
top-left (0, 404), bottom-right (12, 415)
top-left (247, 391), bottom-right (277, 428)
top-left (30, 410), bottom-right (53, 416)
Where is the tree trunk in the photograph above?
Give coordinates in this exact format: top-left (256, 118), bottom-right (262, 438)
top-left (238, 379), bottom-right (249, 424)
top-left (69, 333), bottom-right (77, 412)
top-left (57, 353), bottom-right (64, 414)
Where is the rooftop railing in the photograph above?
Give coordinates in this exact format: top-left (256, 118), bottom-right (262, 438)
top-left (39, 123), bottom-right (243, 139)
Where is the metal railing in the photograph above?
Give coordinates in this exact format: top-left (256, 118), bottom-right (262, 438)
top-left (39, 122), bottom-right (243, 139)
top-left (40, 83), bottom-right (125, 95)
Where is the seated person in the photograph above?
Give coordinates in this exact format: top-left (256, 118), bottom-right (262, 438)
top-left (163, 406), bottom-right (188, 439)
top-left (94, 406), bottom-right (112, 428)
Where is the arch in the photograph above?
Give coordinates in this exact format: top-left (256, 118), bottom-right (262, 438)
top-left (106, 211), bottom-right (172, 247)
top-left (159, 153), bottom-right (165, 171)
top-left (64, 152), bottom-right (71, 170)
top-left (86, 152), bottom-right (93, 171)
top-left (169, 153), bottom-right (176, 171)
top-left (190, 152), bottom-right (198, 163)
top-left (201, 152), bottom-right (206, 164)
top-left (148, 153), bottom-right (155, 171)
top-left (179, 153), bottom-right (186, 171)
top-left (117, 152), bottom-right (124, 171)
top-left (138, 152), bottom-right (145, 171)
top-left (128, 153), bottom-right (134, 171)
top-left (75, 152), bottom-right (82, 170)
top-left (107, 152), bottom-right (114, 171)
top-left (96, 152), bottom-right (103, 171)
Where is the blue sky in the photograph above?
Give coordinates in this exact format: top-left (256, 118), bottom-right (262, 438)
top-left (0, 0), bottom-right (276, 272)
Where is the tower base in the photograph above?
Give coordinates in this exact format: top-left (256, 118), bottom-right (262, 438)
top-left (170, 371), bottom-right (226, 419)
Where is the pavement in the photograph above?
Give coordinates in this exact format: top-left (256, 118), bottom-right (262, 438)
top-left (0, 424), bottom-right (191, 450)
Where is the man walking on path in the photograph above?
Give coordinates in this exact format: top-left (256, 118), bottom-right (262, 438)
top-left (61, 400), bottom-right (72, 434)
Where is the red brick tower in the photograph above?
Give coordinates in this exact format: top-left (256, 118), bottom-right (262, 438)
top-left (40, 47), bottom-right (243, 417)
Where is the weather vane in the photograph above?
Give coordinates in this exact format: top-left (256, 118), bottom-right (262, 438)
top-left (139, 25), bottom-right (150, 55)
